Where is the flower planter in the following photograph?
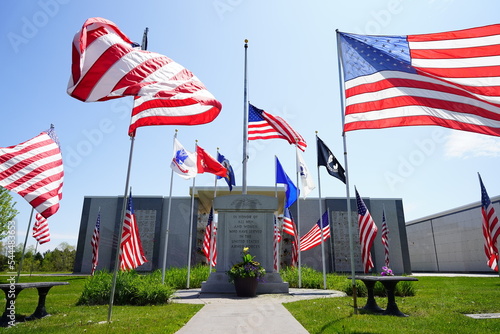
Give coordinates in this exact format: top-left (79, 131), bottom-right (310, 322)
top-left (233, 277), bottom-right (258, 297)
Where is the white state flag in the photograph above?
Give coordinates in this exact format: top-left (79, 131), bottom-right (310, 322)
top-left (170, 138), bottom-right (197, 179)
top-left (296, 149), bottom-right (315, 198)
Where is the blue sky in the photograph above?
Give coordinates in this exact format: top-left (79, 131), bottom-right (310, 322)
top-left (2, 0), bottom-right (500, 253)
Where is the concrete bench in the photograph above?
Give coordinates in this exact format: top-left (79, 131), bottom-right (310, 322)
top-left (0, 282), bottom-right (69, 327)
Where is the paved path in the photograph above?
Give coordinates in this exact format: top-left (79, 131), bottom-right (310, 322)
top-left (173, 288), bottom-right (346, 334)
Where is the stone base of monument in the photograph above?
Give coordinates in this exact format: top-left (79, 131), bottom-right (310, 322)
top-left (201, 272), bottom-right (289, 294)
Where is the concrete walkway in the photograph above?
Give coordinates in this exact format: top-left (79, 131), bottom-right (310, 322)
top-left (173, 288), bottom-right (346, 334)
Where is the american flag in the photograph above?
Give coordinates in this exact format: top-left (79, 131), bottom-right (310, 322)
top-left (355, 188), bottom-right (378, 273)
top-left (32, 213), bottom-right (50, 245)
top-left (120, 192), bottom-right (147, 271)
top-left (196, 146), bottom-right (227, 177)
top-left (248, 103), bottom-right (307, 151)
top-left (0, 127), bottom-right (64, 218)
top-left (273, 215), bottom-right (282, 271)
top-left (282, 208), bottom-right (298, 267)
top-left (479, 174), bottom-right (499, 271)
top-left (67, 17), bottom-right (222, 137)
top-left (299, 211), bottom-right (330, 252)
top-left (338, 25), bottom-right (500, 136)
top-left (381, 210), bottom-right (390, 267)
top-left (90, 211), bottom-right (101, 275)
top-left (202, 208), bottom-right (217, 267)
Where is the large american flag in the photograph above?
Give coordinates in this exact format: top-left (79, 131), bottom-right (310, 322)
top-left (248, 103), bottom-right (307, 151)
top-left (32, 213), bottom-right (50, 245)
top-left (0, 127), bottom-right (64, 218)
top-left (299, 211), bottom-right (330, 252)
top-left (90, 211), bottom-right (101, 275)
top-left (120, 193), bottom-right (147, 271)
top-left (381, 210), bottom-right (390, 267)
top-left (355, 189), bottom-right (378, 273)
top-left (202, 208), bottom-right (217, 267)
top-left (479, 174), bottom-right (499, 272)
top-left (282, 208), bottom-right (298, 267)
top-left (67, 17), bottom-right (222, 136)
top-left (338, 25), bottom-right (500, 136)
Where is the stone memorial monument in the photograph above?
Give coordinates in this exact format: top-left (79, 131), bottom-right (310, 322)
top-left (201, 194), bottom-right (289, 294)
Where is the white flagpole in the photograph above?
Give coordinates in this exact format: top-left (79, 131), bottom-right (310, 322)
top-left (242, 39), bottom-right (249, 195)
top-left (336, 29), bottom-right (358, 313)
top-left (108, 27), bottom-right (148, 322)
top-left (162, 130), bottom-right (178, 284)
top-left (186, 141), bottom-right (198, 289)
top-left (295, 149), bottom-right (302, 288)
top-left (314, 135), bottom-right (327, 290)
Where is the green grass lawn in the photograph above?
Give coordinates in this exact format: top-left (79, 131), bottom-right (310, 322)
top-left (1, 273), bottom-right (499, 333)
top-left (284, 276), bottom-right (500, 334)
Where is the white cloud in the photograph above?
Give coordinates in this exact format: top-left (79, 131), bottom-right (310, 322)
top-left (444, 131), bottom-right (500, 158)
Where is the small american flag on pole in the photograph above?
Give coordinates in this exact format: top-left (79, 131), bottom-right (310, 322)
top-left (0, 126), bottom-right (64, 219)
top-left (381, 210), bottom-right (390, 267)
top-left (248, 103), bottom-right (307, 151)
top-left (299, 211), bottom-right (330, 252)
top-left (338, 25), bottom-right (500, 136)
top-left (67, 17), bottom-right (222, 136)
top-left (32, 213), bottom-right (50, 245)
top-left (202, 208), bottom-right (217, 267)
top-left (90, 210), bottom-right (101, 275)
top-left (273, 215), bottom-right (282, 271)
top-left (355, 188), bottom-right (378, 273)
top-left (282, 208), bottom-right (298, 267)
top-left (479, 173), bottom-right (499, 272)
top-left (120, 192), bottom-right (147, 271)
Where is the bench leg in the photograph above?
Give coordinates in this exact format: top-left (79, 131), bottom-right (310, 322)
top-left (25, 287), bottom-right (52, 321)
top-left (0, 288), bottom-right (22, 327)
top-left (361, 280), bottom-right (384, 313)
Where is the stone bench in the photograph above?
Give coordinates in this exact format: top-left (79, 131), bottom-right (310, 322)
top-left (0, 281), bottom-right (69, 327)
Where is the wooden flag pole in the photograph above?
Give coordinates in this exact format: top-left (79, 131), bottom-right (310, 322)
top-left (107, 27), bottom-right (148, 323)
top-left (162, 130), bottom-right (177, 284)
top-left (336, 29), bottom-right (358, 314)
top-left (242, 39), bottom-right (249, 195)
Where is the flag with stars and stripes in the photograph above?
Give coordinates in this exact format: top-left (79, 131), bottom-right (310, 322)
top-left (90, 210), bottom-right (101, 275)
top-left (299, 211), bottom-right (330, 252)
top-left (120, 192), bottom-right (147, 270)
top-left (248, 103), bottom-right (307, 151)
top-left (202, 207), bottom-right (217, 267)
top-left (338, 25), bottom-right (500, 136)
top-left (381, 209), bottom-right (390, 267)
top-left (479, 173), bottom-right (499, 272)
top-left (355, 188), bottom-right (378, 273)
top-left (32, 213), bottom-right (50, 245)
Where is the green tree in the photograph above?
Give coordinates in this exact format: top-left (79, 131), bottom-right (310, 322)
top-left (0, 187), bottom-right (19, 239)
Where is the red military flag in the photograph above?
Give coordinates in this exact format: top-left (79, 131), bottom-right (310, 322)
top-left (67, 17), bottom-right (222, 136)
top-left (90, 210), bottom-right (101, 275)
top-left (120, 192), bottom-right (147, 270)
top-left (299, 211), bottom-right (330, 252)
top-left (202, 208), bottom-right (217, 266)
top-left (0, 126), bottom-right (64, 218)
top-left (355, 188), bottom-right (378, 273)
top-left (32, 213), bottom-right (50, 245)
top-left (381, 209), bottom-right (390, 267)
top-left (196, 146), bottom-right (227, 177)
top-left (248, 103), bottom-right (307, 151)
top-left (479, 173), bottom-right (499, 271)
top-left (338, 25), bottom-right (500, 136)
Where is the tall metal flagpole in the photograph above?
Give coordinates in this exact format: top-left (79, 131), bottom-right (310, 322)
top-left (108, 27), bottom-right (148, 323)
top-left (295, 149), bottom-right (302, 288)
top-left (242, 39), bottom-right (249, 195)
top-left (336, 29), bottom-right (358, 313)
top-left (162, 130), bottom-right (178, 284)
top-left (314, 135), bottom-right (327, 290)
top-left (186, 140), bottom-right (198, 289)
top-left (16, 207), bottom-right (35, 282)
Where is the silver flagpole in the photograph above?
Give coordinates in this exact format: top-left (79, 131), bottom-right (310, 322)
top-left (242, 39), bottom-right (249, 195)
top-left (16, 207), bottom-right (35, 282)
top-left (336, 29), bottom-right (358, 313)
top-left (162, 130), bottom-right (178, 284)
top-left (108, 27), bottom-right (148, 322)
top-left (315, 134), bottom-right (327, 290)
top-left (186, 141), bottom-right (198, 289)
top-left (295, 148), bottom-right (302, 288)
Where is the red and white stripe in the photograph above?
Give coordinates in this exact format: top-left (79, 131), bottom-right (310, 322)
top-left (90, 211), bottom-right (101, 275)
top-left (355, 189), bottom-right (378, 273)
top-left (32, 213), bottom-right (50, 245)
top-left (341, 24), bottom-right (500, 136)
top-left (479, 174), bottom-right (499, 271)
top-left (299, 212), bottom-right (330, 252)
top-left (273, 216), bottom-right (282, 271)
top-left (120, 194), bottom-right (147, 270)
top-left (0, 129), bottom-right (63, 218)
top-left (67, 17), bottom-right (222, 137)
top-left (203, 208), bottom-right (217, 267)
top-left (381, 211), bottom-right (390, 267)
